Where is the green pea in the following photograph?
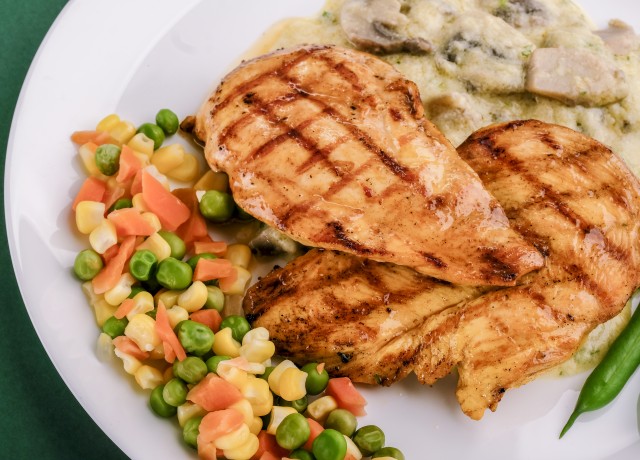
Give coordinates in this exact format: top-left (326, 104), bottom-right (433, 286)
top-left (276, 413), bottom-right (310, 451)
top-left (95, 143), bottom-right (121, 176)
top-left (183, 416), bottom-right (202, 449)
top-left (176, 320), bottom-right (215, 356)
top-left (109, 198), bottom-right (133, 212)
top-left (162, 378), bottom-right (188, 407)
top-left (158, 230), bottom-right (186, 260)
top-left (187, 253), bottom-right (217, 272)
top-left (324, 409), bottom-right (357, 437)
top-left (173, 356), bottom-right (208, 384)
top-left (352, 425), bottom-right (385, 456)
top-left (312, 429), bottom-right (346, 460)
top-left (128, 285), bottom-right (146, 299)
top-left (372, 447), bottom-right (404, 460)
top-left (156, 257), bottom-right (193, 290)
top-left (260, 366), bottom-right (275, 382)
top-left (137, 123), bottom-right (165, 150)
top-left (301, 363), bottom-right (330, 395)
top-left (150, 384), bottom-right (177, 417)
top-left (199, 190), bottom-right (235, 223)
top-left (219, 315), bottom-right (251, 343)
top-left (289, 450), bottom-right (315, 460)
top-left (206, 355), bottom-right (231, 374)
top-left (73, 249), bottom-right (104, 281)
top-left (129, 249), bottom-right (158, 282)
top-left (279, 395), bottom-right (308, 413)
top-left (156, 109), bottom-right (180, 136)
top-left (204, 285), bottom-right (225, 312)
top-left (101, 316), bottom-right (128, 339)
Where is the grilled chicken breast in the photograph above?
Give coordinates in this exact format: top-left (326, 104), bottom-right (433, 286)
top-left (245, 120), bottom-right (640, 420)
top-left (194, 45), bottom-right (543, 286)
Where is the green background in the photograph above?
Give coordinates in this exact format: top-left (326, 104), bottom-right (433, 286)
top-left (1, 1), bottom-right (128, 458)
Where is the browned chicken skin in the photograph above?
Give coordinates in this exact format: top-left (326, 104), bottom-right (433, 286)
top-left (245, 120), bottom-right (640, 420)
top-left (194, 45), bottom-right (543, 286)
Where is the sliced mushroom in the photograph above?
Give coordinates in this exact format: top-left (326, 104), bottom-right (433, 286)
top-left (493, 0), bottom-right (549, 29)
top-left (595, 19), bottom-right (639, 55)
top-left (526, 47), bottom-right (628, 106)
top-left (435, 12), bottom-right (534, 93)
top-left (340, 0), bottom-right (432, 54)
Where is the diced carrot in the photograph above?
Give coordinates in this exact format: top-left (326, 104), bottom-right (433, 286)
top-left (71, 130), bottom-right (112, 145)
top-left (114, 298), bottom-right (136, 319)
top-left (141, 170), bottom-right (190, 231)
top-left (252, 431), bottom-right (290, 460)
top-left (345, 455), bottom-right (358, 460)
top-left (217, 267), bottom-right (239, 292)
top-left (303, 418), bottom-right (324, 451)
top-left (163, 340), bottom-right (176, 363)
top-left (197, 408), bottom-right (245, 446)
top-left (173, 188), bottom-right (208, 250)
top-left (194, 241), bottom-right (227, 256)
top-left (112, 336), bottom-right (149, 361)
top-left (258, 453), bottom-right (280, 460)
top-left (92, 235), bottom-right (136, 294)
top-left (116, 145), bottom-right (143, 183)
top-left (103, 181), bottom-right (127, 211)
top-left (325, 377), bottom-right (367, 416)
top-left (187, 374), bottom-right (243, 412)
top-left (156, 301), bottom-right (186, 363)
top-left (107, 208), bottom-right (155, 237)
top-left (130, 169), bottom-right (143, 196)
top-left (72, 177), bottom-right (107, 211)
top-left (197, 441), bottom-right (223, 460)
top-left (101, 243), bottom-right (119, 264)
top-left (193, 258), bottom-right (235, 282)
top-left (190, 309), bottom-right (222, 333)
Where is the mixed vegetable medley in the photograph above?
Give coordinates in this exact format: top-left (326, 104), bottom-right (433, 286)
top-left (69, 110), bottom-right (404, 460)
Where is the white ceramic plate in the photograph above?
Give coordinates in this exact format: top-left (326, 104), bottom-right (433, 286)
top-left (6, 1), bottom-right (640, 459)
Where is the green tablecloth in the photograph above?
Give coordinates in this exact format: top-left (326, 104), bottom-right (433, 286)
top-left (0, 2), bottom-right (128, 459)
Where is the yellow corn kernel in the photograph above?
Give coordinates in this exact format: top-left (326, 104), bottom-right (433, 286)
top-left (177, 401), bottom-right (207, 427)
top-left (249, 416), bottom-right (262, 435)
top-left (223, 432), bottom-right (259, 460)
top-left (114, 348), bottom-right (142, 374)
top-left (125, 313), bottom-right (161, 352)
top-left (217, 366), bottom-right (249, 389)
top-left (134, 365), bottom-right (164, 390)
top-left (75, 201), bottom-right (106, 234)
top-left (140, 212), bottom-right (162, 233)
top-left (305, 395), bottom-right (338, 425)
top-left (177, 281), bottom-right (208, 312)
top-left (220, 266), bottom-right (252, 295)
top-left (167, 305), bottom-right (189, 329)
top-left (241, 377), bottom-right (273, 417)
top-left (268, 360), bottom-right (298, 396)
top-left (93, 299), bottom-right (117, 327)
top-left (345, 434), bottom-right (363, 460)
top-left (213, 327), bottom-right (241, 358)
top-left (109, 120), bottom-right (136, 144)
top-left (193, 170), bottom-right (229, 192)
top-left (222, 294), bottom-right (244, 317)
top-left (127, 132), bottom-right (154, 158)
top-left (126, 290), bottom-right (155, 320)
top-left (266, 406), bottom-right (298, 435)
top-left (151, 144), bottom-right (185, 174)
top-left (167, 153), bottom-right (199, 182)
top-left (82, 281), bottom-right (102, 305)
top-left (89, 219), bottom-right (117, 255)
top-left (96, 332), bottom-right (114, 363)
top-left (137, 233), bottom-right (172, 261)
top-left (104, 273), bottom-right (135, 306)
top-left (149, 343), bottom-right (165, 360)
top-left (228, 399), bottom-right (254, 426)
top-left (225, 244), bottom-right (252, 269)
top-left (240, 327), bottom-right (276, 364)
top-left (96, 114), bottom-right (121, 132)
top-left (155, 289), bottom-right (181, 310)
top-left (132, 193), bottom-right (150, 212)
top-left (278, 367), bottom-right (308, 402)
top-left (216, 423), bottom-right (250, 450)
top-left (78, 143), bottom-right (103, 176)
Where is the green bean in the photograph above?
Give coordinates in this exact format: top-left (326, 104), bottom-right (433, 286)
top-left (372, 447), bottom-right (404, 459)
top-left (324, 409), bottom-right (357, 437)
top-left (73, 249), bottom-right (104, 281)
top-left (129, 249), bottom-right (158, 282)
top-left (176, 320), bottom-right (215, 356)
top-left (311, 429), bottom-right (346, 460)
top-left (301, 362), bottom-right (329, 395)
top-left (158, 230), bottom-right (186, 260)
top-left (137, 123), bottom-right (165, 150)
top-left (162, 378), bottom-right (188, 407)
top-left (182, 416), bottom-right (202, 449)
top-left (128, 285), bottom-right (146, 299)
top-left (173, 356), bottom-right (208, 384)
top-left (156, 257), bottom-right (192, 290)
top-left (219, 315), bottom-right (251, 342)
top-left (95, 144), bottom-right (121, 176)
top-left (260, 366), bottom-right (275, 382)
top-left (150, 384), bottom-right (177, 417)
top-left (276, 413), bottom-right (310, 450)
top-left (155, 109), bottom-right (179, 136)
top-left (101, 316), bottom-right (128, 339)
top-left (560, 304), bottom-right (640, 437)
top-left (352, 425), bottom-right (385, 455)
top-left (109, 198), bottom-right (133, 212)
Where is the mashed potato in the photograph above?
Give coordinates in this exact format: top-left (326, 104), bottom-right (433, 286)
top-left (246, 0), bottom-right (639, 374)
